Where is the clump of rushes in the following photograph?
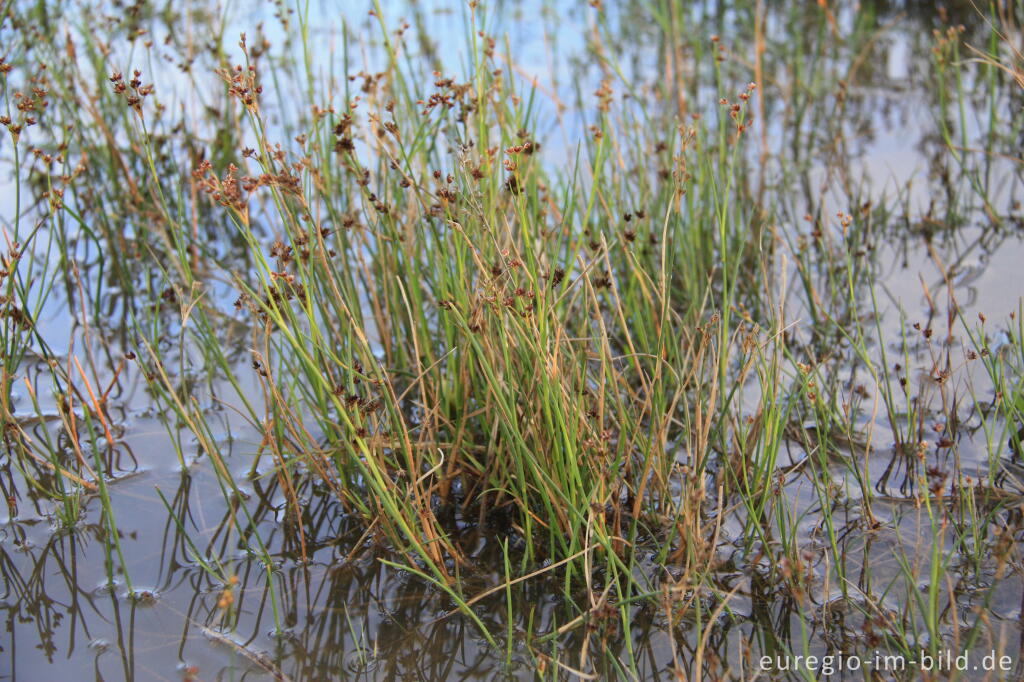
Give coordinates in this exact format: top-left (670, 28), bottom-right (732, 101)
top-left (101, 0), bottom-right (772, 618)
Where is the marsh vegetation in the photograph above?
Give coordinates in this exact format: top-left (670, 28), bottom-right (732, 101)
top-left (1, 0), bottom-right (1023, 679)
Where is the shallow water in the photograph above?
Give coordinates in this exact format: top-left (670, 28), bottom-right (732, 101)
top-left (2, 0), bottom-right (1024, 679)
